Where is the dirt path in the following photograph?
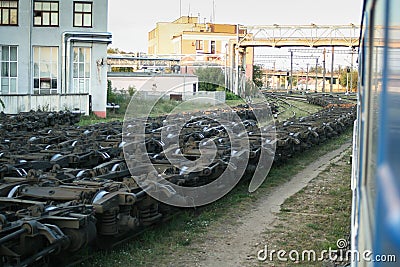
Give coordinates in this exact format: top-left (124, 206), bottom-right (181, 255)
top-left (163, 142), bottom-right (352, 267)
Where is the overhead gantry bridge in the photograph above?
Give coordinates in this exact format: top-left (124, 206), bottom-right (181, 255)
top-left (238, 24), bottom-right (359, 48)
top-left (229, 24), bottom-right (360, 95)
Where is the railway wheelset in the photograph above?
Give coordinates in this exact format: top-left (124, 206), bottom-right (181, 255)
top-left (0, 96), bottom-right (355, 266)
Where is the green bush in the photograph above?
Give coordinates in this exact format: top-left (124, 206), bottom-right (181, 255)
top-left (226, 90), bottom-right (241, 100)
top-left (128, 85), bottom-right (136, 96)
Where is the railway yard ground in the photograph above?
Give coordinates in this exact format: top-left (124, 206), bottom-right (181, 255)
top-left (0, 93), bottom-right (355, 267)
top-left (84, 125), bottom-right (353, 267)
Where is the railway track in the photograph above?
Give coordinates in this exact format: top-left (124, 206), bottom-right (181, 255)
top-left (0, 97), bottom-right (356, 266)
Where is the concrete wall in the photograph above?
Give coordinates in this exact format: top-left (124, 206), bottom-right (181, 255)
top-left (0, 94), bottom-right (89, 114)
top-left (131, 91), bottom-right (225, 105)
top-left (0, 0), bottom-right (110, 117)
top-left (184, 91), bottom-right (225, 105)
top-left (108, 73), bottom-right (199, 96)
top-left (107, 73), bottom-right (225, 106)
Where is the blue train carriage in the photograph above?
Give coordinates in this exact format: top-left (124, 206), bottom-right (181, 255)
top-left (352, 0), bottom-right (400, 266)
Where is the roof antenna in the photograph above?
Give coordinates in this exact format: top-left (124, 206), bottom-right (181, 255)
top-left (212, 0), bottom-right (215, 23)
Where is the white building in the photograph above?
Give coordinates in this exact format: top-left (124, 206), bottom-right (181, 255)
top-left (108, 72), bottom-right (225, 105)
top-left (108, 72), bottom-right (198, 98)
top-left (0, 0), bottom-right (111, 117)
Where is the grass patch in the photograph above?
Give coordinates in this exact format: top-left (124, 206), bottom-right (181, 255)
top-left (78, 114), bottom-right (122, 126)
top-left (257, 148), bottom-right (353, 266)
top-left (277, 99), bottom-right (323, 121)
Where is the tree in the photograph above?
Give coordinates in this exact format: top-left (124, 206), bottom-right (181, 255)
top-left (193, 67), bottom-right (225, 91)
top-left (107, 80), bottom-right (116, 103)
top-left (252, 65), bottom-right (264, 88)
top-left (308, 66), bottom-right (324, 73)
top-left (107, 47), bottom-right (122, 54)
top-left (339, 68), bottom-right (358, 91)
top-left (107, 47), bottom-right (135, 55)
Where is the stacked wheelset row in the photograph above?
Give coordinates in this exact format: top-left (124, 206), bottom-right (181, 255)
top-left (0, 100), bottom-right (355, 266)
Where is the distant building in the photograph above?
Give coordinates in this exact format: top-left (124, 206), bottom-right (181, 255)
top-left (108, 72), bottom-right (225, 105)
top-left (262, 69), bottom-right (345, 92)
top-left (148, 16), bottom-right (200, 56)
top-left (108, 72), bottom-right (198, 98)
top-left (148, 16), bottom-right (254, 75)
top-left (0, 0), bottom-right (112, 117)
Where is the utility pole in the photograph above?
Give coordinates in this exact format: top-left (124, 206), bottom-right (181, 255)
top-left (315, 57), bottom-right (318, 93)
top-left (322, 48), bottom-right (326, 93)
top-left (289, 50), bottom-right (293, 94)
top-left (212, 0), bottom-right (215, 23)
top-left (346, 66), bottom-right (350, 94)
top-left (234, 24), bottom-right (240, 95)
top-left (273, 61), bottom-right (276, 91)
top-left (224, 43), bottom-right (227, 90)
top-left (330, 46), bottom-right (334, 93)
top-left (338, 65), bottom-right (341, 91)
top-left (350, 48), bottom-right (354, 92)
top-left (235, 45), bottom-right (240, 95)
top-left (306, 63), bottom-right (309, 91)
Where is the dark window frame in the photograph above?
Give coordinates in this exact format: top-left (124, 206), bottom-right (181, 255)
top-left (33, 1), bottom-right (59, 27)
top-left (210, 40), bottom-right (216, 54)
top-left (73, 1), bottom-right (92, 28)
top-left (1, 45), bottom-right (18, 94)
top-left (195, 40), bottom-right (204, 50)
top-left (0, 0), bottom-right (18, 26)
top-left (33, 46), bottom-right (59, 95)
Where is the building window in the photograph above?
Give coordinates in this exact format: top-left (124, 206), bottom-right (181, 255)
top-left (33, 1), bottom-right (59, 26)
top-left (33, 46), bottom-right (58, 94)
top-left (195, 40), bottom-right (204, 50)
top-left (1, 46), bottom-right (17, 94)
top-left (73, 2), bottom-right (92, 27)
top-left (72, 47), bottom-right (90, 93)
top-left (210, 41), bottom-right (216, 54)
top-left (0, 0), bottom-right (18, 25)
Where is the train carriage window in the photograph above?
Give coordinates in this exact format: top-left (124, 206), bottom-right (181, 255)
top-left (363, 0), bottom-right (385, 229)
top-left (386, 0), bottom-right (400, 175)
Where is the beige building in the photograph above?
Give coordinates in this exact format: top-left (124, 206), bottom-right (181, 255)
top-left (262, 69), bottom-right (346, 92)
top-left (148, 16), bottom-right (200, 55)
top-left (148, 16), bottom-right (254, 77)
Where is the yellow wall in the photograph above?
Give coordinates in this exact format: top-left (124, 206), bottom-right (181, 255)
top-left (148, 17), bottom-right (239, 56)
top-left (148, 16), bottom-right (204, 55)
top-left (148, 22), bottom-right (197, 55)
top-left (216, 40), bottom-right (223, 54)
top-left (245, 47), bottom-right (254, 79)
top-left (210, 24), bottom-right (237, 34)
top-left (181, 39), bottom-right (195, 54)
top-left (147, 17), bottom-right (255, 76)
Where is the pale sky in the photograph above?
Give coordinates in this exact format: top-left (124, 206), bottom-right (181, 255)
top-left (108, 0), bottom-right (364, 53)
